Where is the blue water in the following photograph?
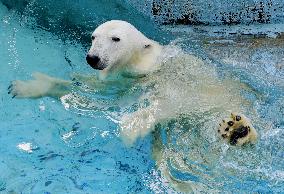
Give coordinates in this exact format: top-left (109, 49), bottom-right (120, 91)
top-left (0, 1), bottom-right (284, 193)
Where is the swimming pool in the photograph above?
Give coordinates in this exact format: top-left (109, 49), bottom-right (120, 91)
top-left (0, 1), bottom-right (283, 193)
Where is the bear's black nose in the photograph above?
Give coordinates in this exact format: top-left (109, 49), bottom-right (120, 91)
top-left (86, 54), bottom-right (103, 70)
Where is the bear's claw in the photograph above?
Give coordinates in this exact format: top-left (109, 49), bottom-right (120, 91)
top-left (8, 81), bottom-right (19, 98)
top-left (7, 83), bottom-right (12, 91)
top-left (8, 83), bottom-right (13, 95)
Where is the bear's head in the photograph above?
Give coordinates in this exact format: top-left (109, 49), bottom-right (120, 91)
top-left (86, 20), bottom-right (162, 76)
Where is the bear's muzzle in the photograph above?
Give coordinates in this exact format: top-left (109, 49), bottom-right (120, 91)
top-left (86, 54), bottom-right (105, 70)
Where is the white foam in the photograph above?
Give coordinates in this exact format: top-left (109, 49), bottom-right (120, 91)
top-left (17, 142), bottom-right (36, 153)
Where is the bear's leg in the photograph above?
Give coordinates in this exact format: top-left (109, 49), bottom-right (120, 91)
top-left (8, 72), bottom-right (71, 99)
top-left (119, 99), bottom-right (165, 146)
top-left (120, 106), bottom-right (157, 146)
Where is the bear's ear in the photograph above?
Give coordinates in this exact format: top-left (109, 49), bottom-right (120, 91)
top-left (144, 44), bottom-right (152, 49)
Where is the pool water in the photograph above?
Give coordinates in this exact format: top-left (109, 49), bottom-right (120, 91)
top-left (0, 1), bottom-right (284, 193)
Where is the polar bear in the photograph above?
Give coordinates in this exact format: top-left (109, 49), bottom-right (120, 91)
top-left (9, 20), bottom-right (259, 191)
top-left (8, 20), bottom-right (258, 146)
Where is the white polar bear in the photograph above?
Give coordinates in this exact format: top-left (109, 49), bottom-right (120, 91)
top-left (9, 20), bottom-right (260, 191)
top-left (9, 20), bottom-right (258, 146)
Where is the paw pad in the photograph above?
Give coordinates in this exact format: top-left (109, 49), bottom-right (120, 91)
top-left (218, 113), bottom-right (257, 146)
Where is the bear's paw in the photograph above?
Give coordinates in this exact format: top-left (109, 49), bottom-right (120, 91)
top-left (218, 113), bottom-right (258, 146)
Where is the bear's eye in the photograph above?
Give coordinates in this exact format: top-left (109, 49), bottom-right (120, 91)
top-left (91, 35), bottom-right (95, 40)
top-left (112, 37), bottom-right (120, 42)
